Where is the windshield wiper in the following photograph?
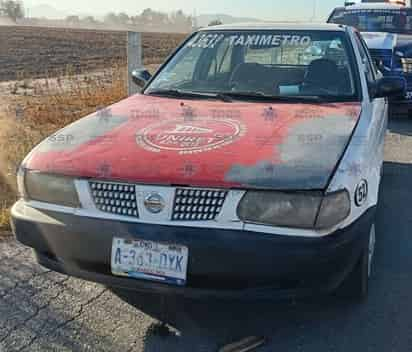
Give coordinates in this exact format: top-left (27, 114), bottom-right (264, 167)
top-left (146, 89), bottom-right (350, 103)
top-left (219, 92), bottom-right (326, 103)
top-left (146, 88), bottom-right (232, 102)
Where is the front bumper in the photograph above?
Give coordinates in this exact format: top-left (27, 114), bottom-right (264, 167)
top-left (11, 200), bottom-right (375, 300)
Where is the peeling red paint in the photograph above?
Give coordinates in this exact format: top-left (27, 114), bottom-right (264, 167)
top-left (26, 94), bottom-right (361, 189)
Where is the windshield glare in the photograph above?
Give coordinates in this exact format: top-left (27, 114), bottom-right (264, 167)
top-left (145, 30), bottom-right (358, 101)
top-left (330, 9), bottom-right (412, 34)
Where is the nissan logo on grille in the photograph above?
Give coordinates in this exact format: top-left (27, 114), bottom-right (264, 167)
top-left (144, 193), bottom-right (165, 214)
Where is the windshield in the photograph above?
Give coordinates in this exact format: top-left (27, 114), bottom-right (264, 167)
top-left (329, 8), bottom-right (412, 34)
top-left (145, 30), bottom-right (358, 101)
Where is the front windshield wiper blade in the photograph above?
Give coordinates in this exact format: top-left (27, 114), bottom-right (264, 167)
top-left (146, 89), bottom-right (232, 102)
top-left (220, 92), bottom-right (325, 102)
top-left (222, 92), bottom-right (356, 103)
top-left (147, 89), bottom-right (350, 103)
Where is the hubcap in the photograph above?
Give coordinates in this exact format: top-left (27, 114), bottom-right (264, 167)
top-left (368, 224), bottom-right (376, 278)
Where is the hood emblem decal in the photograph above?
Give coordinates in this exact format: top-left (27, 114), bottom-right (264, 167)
top-left (144, 193), bottom-right (165, 214)
top-left (136, 118), bottom-right (246, 155)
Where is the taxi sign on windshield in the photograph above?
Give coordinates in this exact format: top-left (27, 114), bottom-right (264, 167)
top-left (187, 33), bottom-right (312, 49)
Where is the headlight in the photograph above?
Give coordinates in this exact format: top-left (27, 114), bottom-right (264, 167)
top-left (401, 58), bottom-right (412, 74)
top-left (237, 190), bottom-right (350, 230)
top-left (315, 191), bottom-right (351, 229)
top-left (23, 170), bottom-right (80, 207)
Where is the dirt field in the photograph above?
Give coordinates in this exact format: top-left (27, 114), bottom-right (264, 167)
top-left (0, 26), bottom-right (181, 231)
top-left (0, 26), bottom-right (187, 81)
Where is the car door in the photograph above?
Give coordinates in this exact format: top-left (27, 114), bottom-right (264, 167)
top-left (353, 30), bottom-right (387, 178)
top-left (326, 28), bottom-right (387, 227)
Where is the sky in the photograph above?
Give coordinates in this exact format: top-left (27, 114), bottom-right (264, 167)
top-left (24, 0), bottom-right (346, 21)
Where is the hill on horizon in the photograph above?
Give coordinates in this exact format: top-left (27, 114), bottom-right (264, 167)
top-left (195, 13), bottom-right (264, 27)
top-left (27, 4), bottom-right (265, 24)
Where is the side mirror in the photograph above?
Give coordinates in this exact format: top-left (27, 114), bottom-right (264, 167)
top-left (373, 76), bottom-right (406, 98)
top-left (131, 69), bottom-right (152, 88)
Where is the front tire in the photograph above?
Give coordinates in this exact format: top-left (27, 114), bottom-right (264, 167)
top-left (338, 223), bottom-right (375, 300)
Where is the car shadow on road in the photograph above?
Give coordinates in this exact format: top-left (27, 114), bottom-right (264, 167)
top-left (112, 160), bottom-right (412, 352)
top-left (112, 288), bottom-right (351, 352)
top-left (375, 160), bottom-right (412, 275)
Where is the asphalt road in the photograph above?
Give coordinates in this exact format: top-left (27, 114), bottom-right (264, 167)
top-left (1, 118), bottom-right (412, 352)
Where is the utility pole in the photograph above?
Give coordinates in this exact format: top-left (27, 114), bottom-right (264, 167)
top-left (310, 0), bottom-right (317, 22)
top-left (192, 8), bottom-right (198, 30)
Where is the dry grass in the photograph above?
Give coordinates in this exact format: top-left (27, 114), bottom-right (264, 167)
top-left (0, 26), bottom-right (186, 82)
top-left (0, 27), bottom-right (180, 234)
top-left (0, 63), bottom-right (128, 232)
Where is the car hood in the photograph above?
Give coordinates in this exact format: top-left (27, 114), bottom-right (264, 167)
top-left (26, 94), bottom-right (361, 190)
top-left (361, 32), bottom-right (412, 53)
top-left (361, 31), bottom-right (398, 50)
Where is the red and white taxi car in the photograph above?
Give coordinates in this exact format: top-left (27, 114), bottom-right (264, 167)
top-left (11, 24), bottom-right (405, 300)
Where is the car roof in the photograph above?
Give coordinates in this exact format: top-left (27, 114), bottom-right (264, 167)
top-left (199, 22), bottom-right (347, 32)
top-left (345, 2), bottom-right (406, 10)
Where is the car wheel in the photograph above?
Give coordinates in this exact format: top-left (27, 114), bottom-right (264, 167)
top-left (338, 223), bottom-right (376, 300)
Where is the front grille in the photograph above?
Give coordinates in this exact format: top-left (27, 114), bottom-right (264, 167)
top-left (401, 58), bottom-right (412, 74)
top-left (172, 188), bottom-right (228, 221)
top-left (369, 49), bottom-right (393, 69)
top-left (89, 181), bottom-right (138, 217)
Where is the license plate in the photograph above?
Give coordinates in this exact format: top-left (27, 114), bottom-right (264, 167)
top-left (111, 237), bottom-right (189, 286)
